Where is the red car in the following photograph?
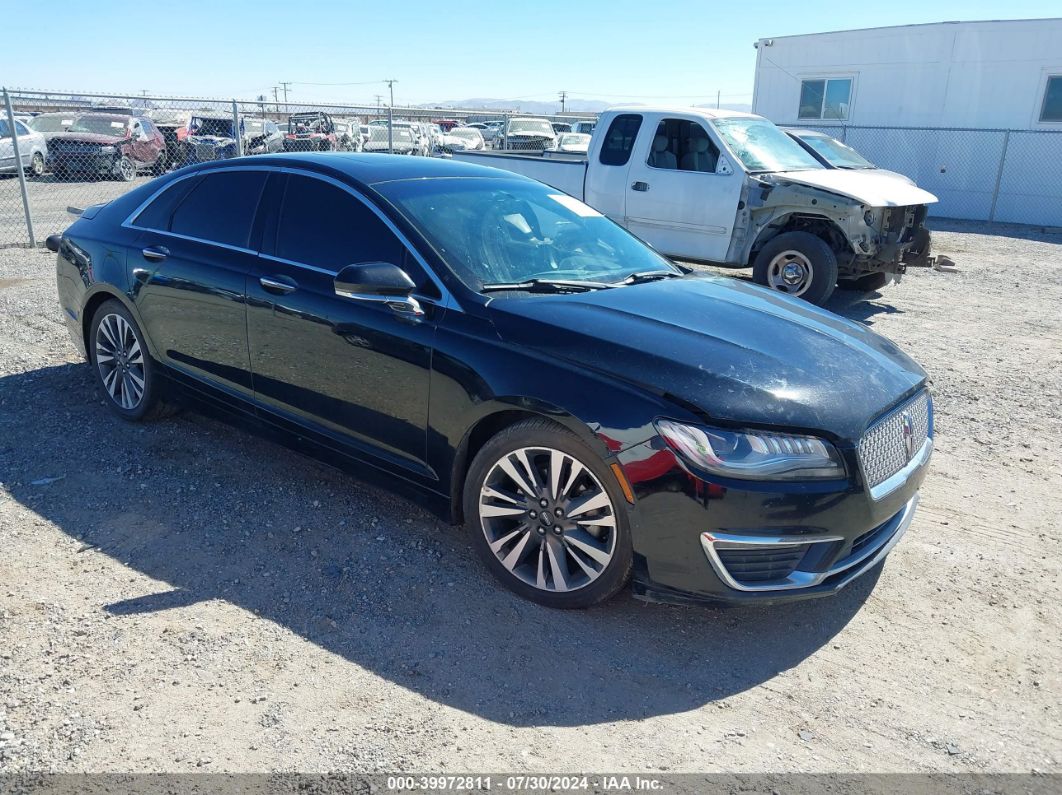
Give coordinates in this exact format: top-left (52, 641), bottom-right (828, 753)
top-left (47, 113), bottom-right (166, 181)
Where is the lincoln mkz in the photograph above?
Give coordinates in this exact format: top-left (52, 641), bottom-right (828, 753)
top-left (50, 154), bottom-right (932, 608)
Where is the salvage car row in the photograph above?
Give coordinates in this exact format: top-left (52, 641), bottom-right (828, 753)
top-left (4, 108), bottom-right (512, 181)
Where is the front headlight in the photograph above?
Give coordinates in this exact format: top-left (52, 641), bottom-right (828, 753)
top-left (99, 145), bottom-right (116, 154)
top-left (655, 419), bottom-right (845, 480)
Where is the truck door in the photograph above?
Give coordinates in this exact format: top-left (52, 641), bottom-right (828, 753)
top-left (583, 113), bottom-right (643, 226)
top-left (624, 115), bottom-right (744, 263)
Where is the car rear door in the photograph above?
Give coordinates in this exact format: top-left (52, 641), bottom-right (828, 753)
top-left (130, 167), bottom-right (269, 402)
top-left (245, 172), bottom-right (441, 477)
top-left (624, 113), bottom-right (745, 263)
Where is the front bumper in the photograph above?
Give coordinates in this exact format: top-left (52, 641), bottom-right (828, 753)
top-left (616, 434), bottom-right (930, 606)
top-left (52, 152), bottom-right (115, 174)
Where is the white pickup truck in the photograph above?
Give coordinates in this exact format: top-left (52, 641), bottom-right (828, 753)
top-left (453, 106), bottom-right (939, 304)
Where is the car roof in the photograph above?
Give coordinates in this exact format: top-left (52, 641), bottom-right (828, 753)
top-left (183, 152), bottom-right (530, 186)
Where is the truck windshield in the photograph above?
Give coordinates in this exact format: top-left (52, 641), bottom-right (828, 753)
top-left (796, 134), bottom-right (875, 169)
top-left (378, 178), bottom-right (679, 291)
top-left (713, 118), bottom-right (822, 173)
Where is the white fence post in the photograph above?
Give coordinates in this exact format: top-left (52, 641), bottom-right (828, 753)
top-left (232, 99), bottom-right (243, 157)
top-left (988, 130), bottom-right (1010, 223)
top-left (3, 87), bottom-right (36, 247)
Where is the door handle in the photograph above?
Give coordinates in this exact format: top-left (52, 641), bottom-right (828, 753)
top-left (260, 275), bottom-right (297, 295)
top-left (141, 245), bottom-right (169, 262)
top-left (631, 181), bottom-right (649, 192)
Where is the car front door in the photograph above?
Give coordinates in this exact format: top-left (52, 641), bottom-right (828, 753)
top-left (0, 121), bottom-right (14, 170)
top-left (583, 112), bottom-right (643, 226)
top-left (246, 172), bottom-right (441, 476)
top-left (131, 168), bottom-right (269, 401)
top-left (624, 115), bottom-right (745, 263)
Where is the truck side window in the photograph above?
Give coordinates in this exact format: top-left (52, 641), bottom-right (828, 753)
top-left (599, 114), bottom-right (642, 166)
top-left (649, 119), bottom-right (721, 173)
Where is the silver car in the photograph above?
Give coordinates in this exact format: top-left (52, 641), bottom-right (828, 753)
top-left (0, 118), bottom-right (48, 177)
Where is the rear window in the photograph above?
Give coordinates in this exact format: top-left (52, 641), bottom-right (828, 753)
top-left (170, 170), bottom-right (267, 248)
top-left (131, 176), bottom-right (203, 231)
top-left (598, 114), bottom-right (642, 166)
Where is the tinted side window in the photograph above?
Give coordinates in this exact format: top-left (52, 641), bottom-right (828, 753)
top-left (132, 176), bottom-right (203, 231)
top-left (170, 170), bottom-right (267, 248)
top-left (276, 176), bottom-right (434, 294)
top-left (599, 114), bottom-right (642, 166)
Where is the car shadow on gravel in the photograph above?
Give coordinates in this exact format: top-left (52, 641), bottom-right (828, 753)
top-left (2, 363), bottom-right (880, 727)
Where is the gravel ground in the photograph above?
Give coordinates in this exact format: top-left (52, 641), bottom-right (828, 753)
top-left (0, 221), bottom-right (1060, 775)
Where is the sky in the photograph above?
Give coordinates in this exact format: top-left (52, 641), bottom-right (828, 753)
top-left (3, 0), bottom-right (1060, 108)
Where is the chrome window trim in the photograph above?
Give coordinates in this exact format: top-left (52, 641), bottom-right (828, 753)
top-left (120, 163), bottom-right (456, 309)
top-left (700, 494), bottom-right (918, 593)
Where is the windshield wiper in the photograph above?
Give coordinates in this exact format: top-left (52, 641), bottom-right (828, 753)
top-left (480, 278), bottom-right (616, 294)
top-left (620, 270), bottom-right (683, 285)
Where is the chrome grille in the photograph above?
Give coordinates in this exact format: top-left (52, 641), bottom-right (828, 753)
top-left (858, 391), bottom-right (931, 490)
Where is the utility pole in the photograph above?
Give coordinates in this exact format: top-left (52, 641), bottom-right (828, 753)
top-left (273, 86), bottom-right (280, 114)
top-left (374, 94), bottom-right (383, 115)
top-left (384, 79), bottom-right (397, 108)
top-left (716, 90), bottom-right (720, 109)
top-left (280, 81), bottom-right (292, 105)
top-left (559, 90), bottom-right (567, 114)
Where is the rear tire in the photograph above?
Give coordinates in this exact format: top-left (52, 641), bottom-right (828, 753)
top-left (752, 231), bottom-right (838, 305)
top-left (463, 418), bottom-right (633, 609)
top-left (88, 300), bottom-right (173, 421)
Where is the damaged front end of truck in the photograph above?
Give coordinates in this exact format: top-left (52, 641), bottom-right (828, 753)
top-left (732, 171), bottom-right (939, 284)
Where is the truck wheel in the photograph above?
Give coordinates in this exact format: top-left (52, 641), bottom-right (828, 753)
top-left (753, 231), bottom-right (838, 305)
top-left (838, 272), bottom-right (889, 292)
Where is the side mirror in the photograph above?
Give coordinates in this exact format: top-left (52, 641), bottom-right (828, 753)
top-left (335, 262), bottom-right (415, 297)
top-left (334, 262), bottom-right (424, 317)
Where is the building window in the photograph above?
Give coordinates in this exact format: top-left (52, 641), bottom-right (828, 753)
top-left (1041, 76), bottom-right (1062, 122)
top-left (798, 78), bottom-right (852, 120)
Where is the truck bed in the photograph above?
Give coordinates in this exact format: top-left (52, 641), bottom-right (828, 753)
top-left (450, 151), bottom-right (587, 199)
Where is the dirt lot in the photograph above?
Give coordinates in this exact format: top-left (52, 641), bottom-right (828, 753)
top-left (0, 221), bottom-right (1059, 775)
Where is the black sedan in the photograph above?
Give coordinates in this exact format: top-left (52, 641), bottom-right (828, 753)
top-left (50, 154), bottom-right (933, 609)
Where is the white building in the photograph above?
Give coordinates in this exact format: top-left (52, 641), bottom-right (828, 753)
top-left (751, 19), bottom-right (1062, 225)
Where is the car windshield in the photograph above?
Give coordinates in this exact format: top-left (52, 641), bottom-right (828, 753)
top-left (451, 128), bottom-right (481, 141)
top-left (508, 119), bottom-right (553, 136)
top-left (796, 133), bottom-right (876, 169)
top-left (149, 109), bottom-right (187, 125)
top-left (68, 115), bottom-right (129, 137)
top-left (713, 117), bottom-right (822, 173)
top-left (558, 133), bottom-right (589, 147)
top-left (368, 127), bottom-right (413, 143)
top-left (29, 114), bottom-right (77, 133)
top-left (244, 119), bottom-right (265, 133)
top-left (378, 178), bottom-right (679, 291)
top-left (189, 117), bottom-right (234, 137)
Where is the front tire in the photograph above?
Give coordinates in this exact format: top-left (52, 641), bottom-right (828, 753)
top-left (29, 151), bottom-right (45, 177)
top-left (753, 231), bottom-right (838, 305)
top-left (464, 418), bottom-right (633, 608)
top-left (89, 301), bottom-right (167, 421)
top-left (114, 155), bottom-right (136, 182)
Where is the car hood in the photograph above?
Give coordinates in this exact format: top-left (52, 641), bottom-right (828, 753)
top-left (48, 131), bottom-right (124, 145)
top-left (767, 169), bottom-right (937, 207)
top-left (487, 275), bottom-right (926, 444)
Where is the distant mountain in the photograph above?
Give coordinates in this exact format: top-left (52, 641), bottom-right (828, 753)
top-left (419, 97), bottom-right (752, 115)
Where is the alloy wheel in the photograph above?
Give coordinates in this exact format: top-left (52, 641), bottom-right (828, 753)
top-left (30, 152), bottom-right (44, 177)
top-left (95, 313), bottom-right (146, 410)
top-left (479, 446), bottom-right (617, 593)
top-left (766, 249), bottom-right (814, 295)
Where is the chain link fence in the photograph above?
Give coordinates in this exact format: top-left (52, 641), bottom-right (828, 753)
top-left (7, 89), bottom-right (1062, 246)
top-left (786, 123), bottom-right (1062, 227)
top-left (1, 87), bottom-right (599, 247)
